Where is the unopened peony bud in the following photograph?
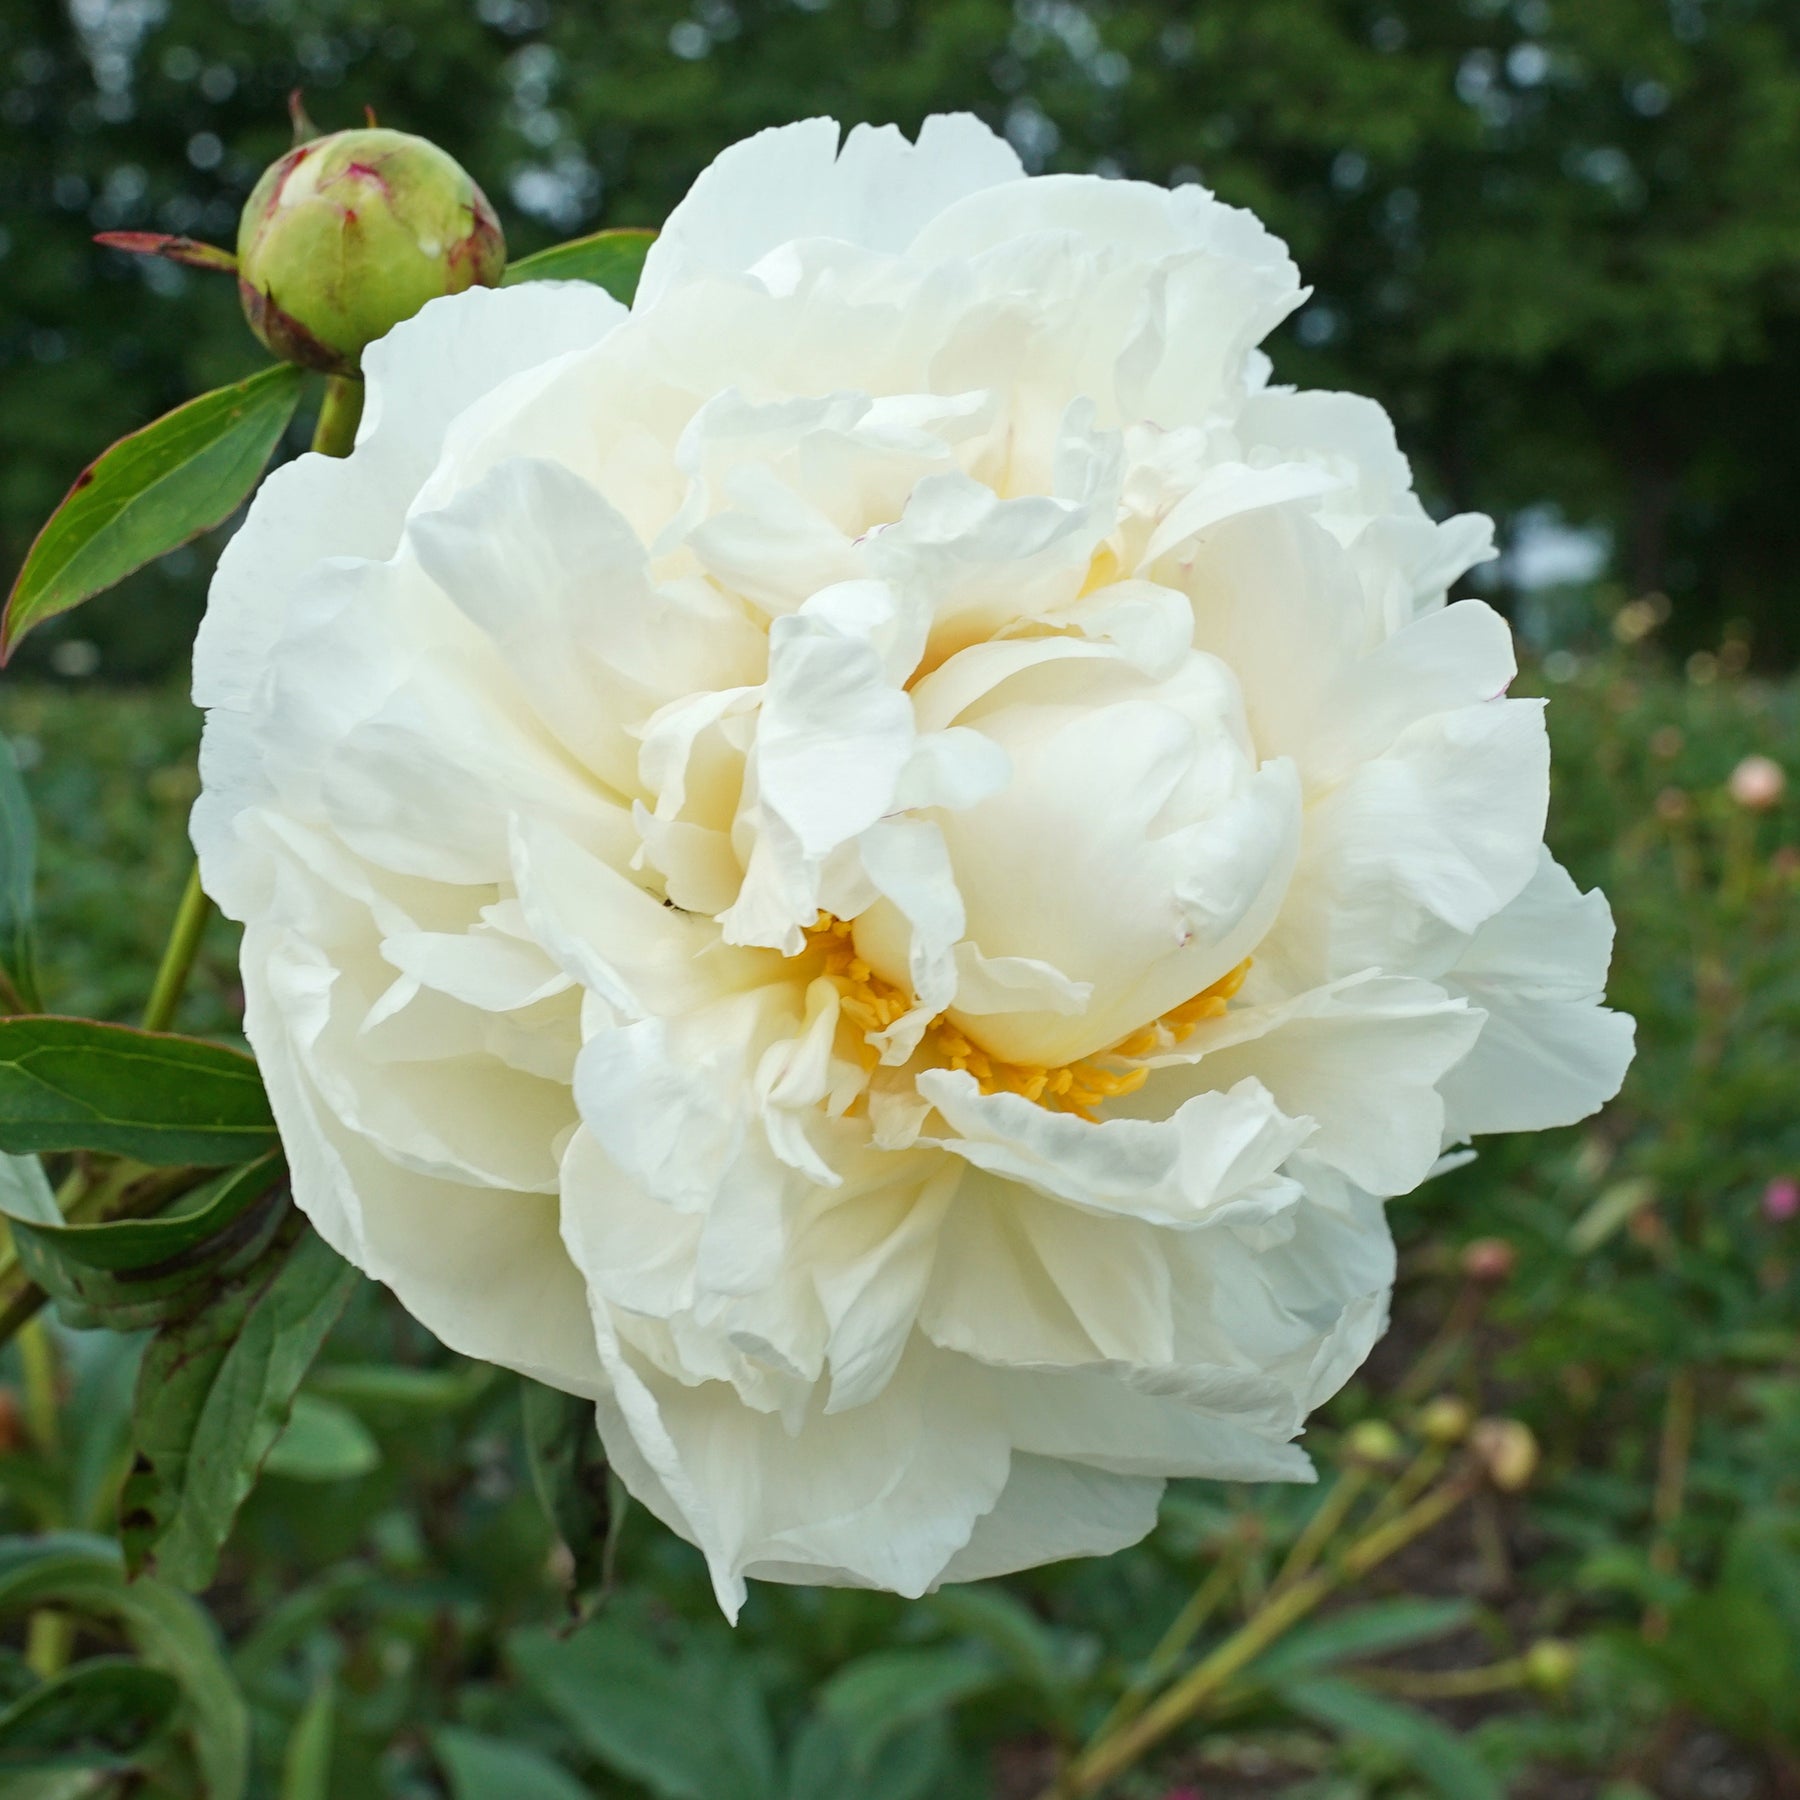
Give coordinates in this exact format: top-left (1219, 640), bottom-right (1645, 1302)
top-left (1471, 1418), bottom-right (1539, 1491)
top-left (1343, 1419), bottom-right (1405, 1467)
top-left (1764, 1177), bottom-right (1799, 1223)
top-left (237, 127), bottom-right (505, 375)
top-left (1416, 1395), bottom-right (1474, 1446)
top-left (1524, 1638), bottom-right (1579, 1693)
top-left (1461, 1237), bottom-right (1517, 1284)
top-left (1727, 754), bottom-right (1786, 811)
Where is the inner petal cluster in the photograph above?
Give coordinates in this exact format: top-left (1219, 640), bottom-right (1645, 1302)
top-left (805, 911), bottom-right (1251, 1120)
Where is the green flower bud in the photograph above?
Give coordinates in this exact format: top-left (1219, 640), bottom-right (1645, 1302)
top-left (1416, 1395), bottom-right (1474, 1446)
top-left (1523, 1638), bottom-right (1579, 1693)
top-left (237, 128), bottom-right (505, 375)
top-left (1342, 1419), bottom-right (1405, 1468)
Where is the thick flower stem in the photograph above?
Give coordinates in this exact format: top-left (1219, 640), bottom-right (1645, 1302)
top-left (311, 373), bottom-right (364, 459)
top-left (140, 862), bottom-right (210, 1034)
top-left (1267, 1462), bottom-right (1372, 1596)
top-left (1082, 1546), bottom-right (1244, 1748)
top-left (1041, 1475), bottom-right (1477, 1800)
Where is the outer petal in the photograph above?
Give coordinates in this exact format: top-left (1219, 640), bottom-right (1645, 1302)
top-left (1433, 851), bottom-right (1635, 1137)
top-left (636, 114), bottom-right (1025, 308)
top-left (194, 282), bottom-right (625, 713)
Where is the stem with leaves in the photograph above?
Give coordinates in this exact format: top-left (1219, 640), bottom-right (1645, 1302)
top-left (134, 372), bottom-right (362, 1039)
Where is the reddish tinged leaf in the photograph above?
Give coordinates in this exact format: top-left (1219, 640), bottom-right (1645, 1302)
top-left (93, 231), bottom-right (238, 274)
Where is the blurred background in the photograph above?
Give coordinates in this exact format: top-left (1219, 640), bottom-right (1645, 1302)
top-left (4, 0), bottom-right (1800, 678)
top-left (1, 4), bottom-right (1798, 1799)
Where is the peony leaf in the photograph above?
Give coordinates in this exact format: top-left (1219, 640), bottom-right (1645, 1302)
top-left (431, 1729), bottom-right (590, 1800)
top-left (0, 1535), bottom-right (249, 1799)
top-left (2, 363), bottom-right (305, 662)
top-left (500, 227), bottom-right (654, 302)
top-left (0, 1656), bottom-right (180, 1771)
top-left (1275, 1676), bottom-right (1504, 1800)
top-left (0, 738), bottom-right (40, 1011)
top-left (0, 1017), bottom-right (277, 1166)
top-left (278, 1676), bottom-right (336, 1800)
top-left (1247, 1597), bottom-right (1475, 1684)
top-left (520, 1378), bottom-right (619, 1619)
top-left (509, 1616), bottom-right (779, 1800)
top-left (0, 1155), bottom-right (288, 1333)
top-left (261, 1394), bottom-right (380, 1483)
top-left (92, 231), bottom-right (238, 274)
top-left (119, 1215), bottom-right (360, 1592)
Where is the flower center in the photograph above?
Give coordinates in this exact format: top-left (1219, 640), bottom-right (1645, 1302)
top-left (805, 914), bottom-right (1249, 1120)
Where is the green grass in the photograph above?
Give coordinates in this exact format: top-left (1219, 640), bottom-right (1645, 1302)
top-left (1, 648), bottom-right (1796, 1799)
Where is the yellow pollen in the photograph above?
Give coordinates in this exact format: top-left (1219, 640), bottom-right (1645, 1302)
top-left (802, 913), bottom-right (1249, 1120)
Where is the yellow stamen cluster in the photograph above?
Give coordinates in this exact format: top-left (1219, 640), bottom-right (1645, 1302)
top-left (805, 914), bottom-right (1249, 1120)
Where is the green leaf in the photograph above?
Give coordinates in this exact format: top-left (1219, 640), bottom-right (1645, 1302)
top-left (1641, 1586), bottom-right (1800, 1745)
top-left (0, 739), bottom-right (39, 1011)
top-left (305, 1361), bottom-right (492, 1415)
top-left (0, 1018), bottom-right (276, 1166)
top-left (0, 1658), bottom-right (179, 1771)
top-left (510, 1617), bottom-right (778, 1800)
top-left (277, 1678), bottom-right (334, 1800)
top-left (1276, 1676), bottom-right (1504, 1800)
top-left (500, 227), bottom-right (654, 302)
top-left (0, 1156), bottom-right (287, 1332)
top-left (520, 1378), bottom-right (617, 1617)
top-left (785, 1715), bottom-right (952, 1800)
top-left (1249, 1599), bottom-right (1476, 1685)
top-left (0, 1537), bottom-right (248, 1799)
top-left (923, 1585), bottom-right (1094, 1700)
top-left (120, 1217), bottom-right (360, 1591)
top-left (783, 1646), bottom-right (996, 1800)
top-left (813, 1646), bottom-right (999, 1768)
top-left (261, 1394), bottom-right (379, 1483)
top-left (0, 1151), bottom-right (56, 1225)
top-left (431, 1729), bottom-right (590, 1800)
top-left (2, 364), bottom-right (305, 660)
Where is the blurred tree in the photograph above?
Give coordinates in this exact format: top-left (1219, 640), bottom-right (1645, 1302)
top-left (3, 0), bottom-right (1798, 676)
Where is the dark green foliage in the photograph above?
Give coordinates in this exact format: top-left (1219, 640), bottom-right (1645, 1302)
top-left (120, 1213), bottom-right (359, 1592)
top-left (2, 1), bottom-right (1799, 674)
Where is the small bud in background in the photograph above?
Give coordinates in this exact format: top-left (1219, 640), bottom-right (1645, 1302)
top-left (1764, 1176), bottom-right (1799, 1224)
top-left (1524, 1638), bottom-right (1579, 1694)
top-left (1461, 1237), bottom-right (1517, 1285)
top-left (1343, 1419), bottom-right (1406, 1468)
top-left (1417, 1395), bottom-right (1474, 1446)
top-left (237, 126), bottom-right (505, 375)
top-left (1654, 786), bottom-right (1691, 822)
top-left (1727, 753), bottom-right (1786, 811)
top-left (1471, 1418), bottom-right (1539, 1492)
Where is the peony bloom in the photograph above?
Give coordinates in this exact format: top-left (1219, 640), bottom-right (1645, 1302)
top-left (192, 117), bottom-right (1633, 1613)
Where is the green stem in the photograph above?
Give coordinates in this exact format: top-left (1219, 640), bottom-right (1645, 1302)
top-left (1042, 1476), bottom-right (1477, 1800)
top-left (1355, 1655), bottom-right (1530, 1700)
top-left (141, 862), bottom-right (211, 1034)
top-left (18, 1317), bottom-right (74, 1679)
top-left (1268, 1463), bottom-right (1371, 1596)
top-left (1084, 1548), bottom-right (1243, 1749)
top-left (311, 374), bottom-right (364, 458)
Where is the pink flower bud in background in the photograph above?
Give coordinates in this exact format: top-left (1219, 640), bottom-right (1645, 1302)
top-left (1727, 754), bottom-right (1786, 811)
top-left (1765, 1177), bottom-right (1800, 1223)
top-left (1462, 1237), bottom-right (1518, 1284)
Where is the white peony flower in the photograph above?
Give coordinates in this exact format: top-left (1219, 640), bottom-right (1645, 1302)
top-left (192, 115), bottom-right (1633, 1615)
